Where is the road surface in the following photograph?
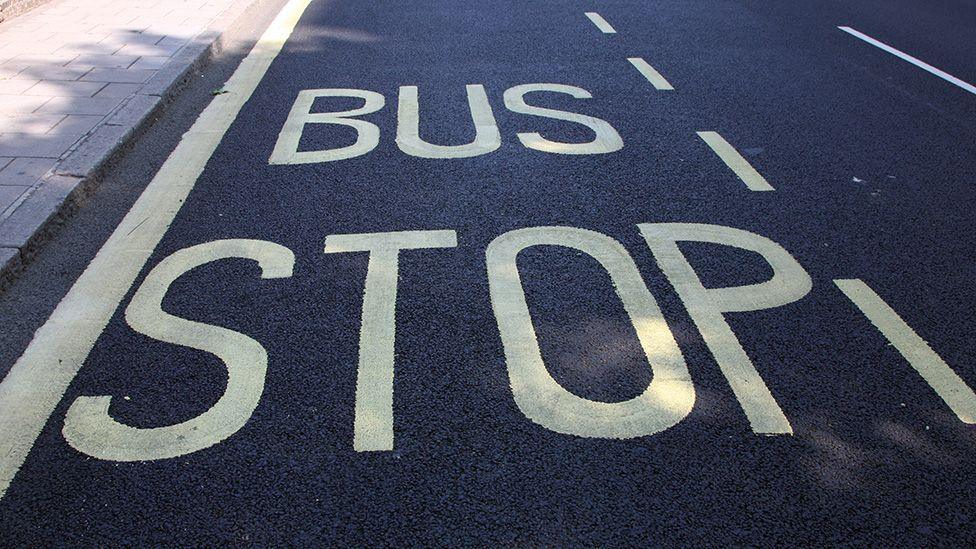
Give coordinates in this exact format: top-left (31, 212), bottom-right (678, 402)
top-left (1, 0), bottom-right (975, 544)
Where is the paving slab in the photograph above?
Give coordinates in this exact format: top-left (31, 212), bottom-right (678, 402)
top-left (0, 184), bottom-right (26, 213)
top-left (0, 0), bottom-right (261, 286)
top-left (79, 67), bottom-right (156, 83)
top-left (0, 157), bottom-right (54, 187)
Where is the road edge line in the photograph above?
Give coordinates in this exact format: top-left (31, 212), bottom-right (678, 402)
top-left (0, 0), bottom-right (315, 500)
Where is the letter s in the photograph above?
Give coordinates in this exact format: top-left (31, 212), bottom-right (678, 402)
top-left (503, 83), bottom-right (623, 155)
top-left (62, 239), bottom-right (294, 461)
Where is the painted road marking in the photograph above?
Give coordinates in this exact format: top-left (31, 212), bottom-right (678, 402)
top-left (397, 85), bottom-right (501, 158)
top-left (486, 226), bottom-right (694, 439)
top-left (272, 84), bottom-right (625, 162)
top-left (584, 12), bottom-right (616, 34)
top-left (838, 27), bottom-right (976, 96)
top-left (697, 131), bottom-right (775, 192)
top-left (503, 83), bottom-right (623, 155)
top-left (641, 223), bottom-right (811, 434)
top-left (324, 230), bottom-right (458, 452)
top-left (835, 279), bottom-right (976, 423)
top-left (270, 88), bottom-right (385, 164)
top-left (0, 0), bottom-right (315, 499)
top-left (628, 57), bottom-right (674, 90)
top-left (63, 240), bottom-right (295, 461)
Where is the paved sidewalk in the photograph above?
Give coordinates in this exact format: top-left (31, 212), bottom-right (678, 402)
top-left (0, 0), bottom-right (256, 284)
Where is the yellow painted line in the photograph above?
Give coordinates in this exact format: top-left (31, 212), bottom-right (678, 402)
top-left (835, 279), bottom-right (976, 423)
top-left (584, 12), bottom-right (616, 34)
top-left (697, 131), bottom-right (774, 191)
top-left (0, 0), bottom-right (315, 499)
top-left (627, 57), bottom-right (673, 90)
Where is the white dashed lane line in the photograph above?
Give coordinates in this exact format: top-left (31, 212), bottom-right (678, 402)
top-left (628, 57), bottom-right (674, 90)
top-left (696, 131), bottom-right (775, 192)
top-left (585, 12), bottom-right (616, 34)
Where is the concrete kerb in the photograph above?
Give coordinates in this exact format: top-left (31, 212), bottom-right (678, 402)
top-left (0, 0), bottom-right (267, 291)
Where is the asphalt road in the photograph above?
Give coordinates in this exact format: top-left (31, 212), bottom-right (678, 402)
top-left (1, 0), bottom-right (975, 544)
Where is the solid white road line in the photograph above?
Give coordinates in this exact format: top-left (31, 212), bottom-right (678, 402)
top-left (696, 131), bottom-right (774, 192)
top-left (835, 279), bottom-right (976, 424)
top-left (585, 12), bottom-right (616, 34)
top-left (628, 57), bottom-right (674, 90)
top-left (838, 26), bottom-right (976, 96)
top-left (0, 0), bottom-right (315, 499)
